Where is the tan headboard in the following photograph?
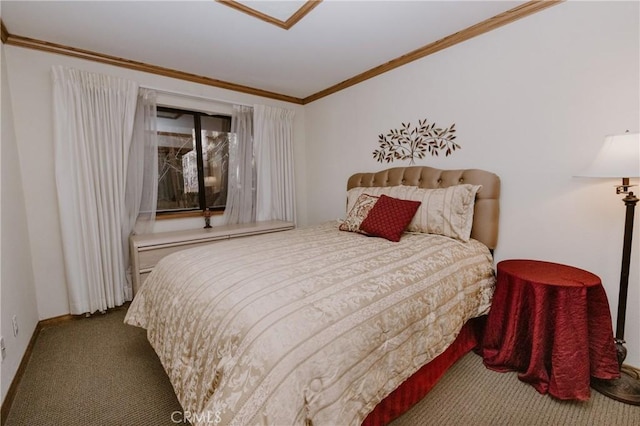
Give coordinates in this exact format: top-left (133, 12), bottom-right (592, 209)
top-left (347, 166), bottom-right (500, 250)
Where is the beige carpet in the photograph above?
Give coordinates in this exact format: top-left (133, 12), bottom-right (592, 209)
top-left (4, 308), bottom-right (639, 426)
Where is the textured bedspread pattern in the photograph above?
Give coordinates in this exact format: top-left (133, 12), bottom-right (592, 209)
top-left (125, 222), bottom-right (495, 426)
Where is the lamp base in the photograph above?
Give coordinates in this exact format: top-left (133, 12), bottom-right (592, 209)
top-left (592, 365), bottom-right (640, 405)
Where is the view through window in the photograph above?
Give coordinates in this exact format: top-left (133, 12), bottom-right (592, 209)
top-left (156, 106), bottom-right (232, 214)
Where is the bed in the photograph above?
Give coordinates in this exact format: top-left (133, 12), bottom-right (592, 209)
top-left (125, 166), bottom-right (500, 426)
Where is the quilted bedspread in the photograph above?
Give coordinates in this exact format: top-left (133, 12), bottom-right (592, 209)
top-left (125, 222), bottom-right (495, 426)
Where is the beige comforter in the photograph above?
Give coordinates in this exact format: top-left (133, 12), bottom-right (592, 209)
top-left (125, 222), bottom-right (495, 426)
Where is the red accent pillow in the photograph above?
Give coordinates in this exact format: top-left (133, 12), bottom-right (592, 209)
top-left (359, 194), bottom-right (421, 242)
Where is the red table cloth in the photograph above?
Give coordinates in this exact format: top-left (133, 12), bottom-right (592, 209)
top-left (482, 259), bottom-right (620, 401)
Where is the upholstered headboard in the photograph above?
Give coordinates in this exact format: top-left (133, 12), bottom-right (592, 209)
top-left (347, 166), bottom-right (500, 250)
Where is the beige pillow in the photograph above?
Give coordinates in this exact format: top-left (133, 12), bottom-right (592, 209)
top-left (339, 193), bottom-right (379, 233)
top-left (346, 185), bottom-right (417, 213)
top-left (406, 184), bottom-right (482, 242)
top-left (346, 184), bottom-right (481, 242)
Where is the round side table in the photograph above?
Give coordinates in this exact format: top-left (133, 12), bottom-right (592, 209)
top-left (481, 259), bottom-right (620, 401)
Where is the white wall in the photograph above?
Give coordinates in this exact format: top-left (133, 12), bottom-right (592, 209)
top-left (1, 45), bottom-right (39, 403)
top-left (304, 2), bottom-right (640, 366)
top-left (3, 47), bottom-right (307, 320)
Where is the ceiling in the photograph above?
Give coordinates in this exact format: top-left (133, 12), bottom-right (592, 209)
top-left (0, 1), bottom-right (558, 104)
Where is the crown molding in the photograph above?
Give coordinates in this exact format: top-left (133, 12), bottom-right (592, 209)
top-left (216, 0), bottom-right (322, 30)
top-left (2, 30), bottom-right (304, 104)
top-left (1, 21), bottom-right (8, 44)
top-left (302, 0), bottom-right (563, 104)
top-left (0, 1), bottom-right (562, 105)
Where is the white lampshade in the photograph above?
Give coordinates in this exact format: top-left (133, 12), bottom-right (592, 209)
top-left (578, 132), bottom-right (640, 178)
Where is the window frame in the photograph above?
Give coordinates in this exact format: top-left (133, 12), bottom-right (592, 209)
top-left (155, 106), bottom-right (231, 217)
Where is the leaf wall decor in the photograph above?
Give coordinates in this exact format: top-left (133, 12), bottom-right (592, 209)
top-left (372, 118), bottom-right (460, 164)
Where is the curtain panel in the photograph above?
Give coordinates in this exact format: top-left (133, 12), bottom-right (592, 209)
top-left (52, 66), bottom-right (140, 314)
top-left (127, 88), bottom-right (158, 236)
top-left (223, 105), bottom-right (255, 224)
top-left (253, 104), bottom-right (296, 223)
top-left (124, 88), bottom-right (158, 298)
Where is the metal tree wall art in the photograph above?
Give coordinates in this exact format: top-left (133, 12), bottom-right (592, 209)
top-left (372, 118), bottom-right (460, 164)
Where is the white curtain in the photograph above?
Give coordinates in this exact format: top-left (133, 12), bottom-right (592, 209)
top-left (123, 88), bottom-right (158, 298)
top-left (52, 66), bottom-right (138, 314)
top-left (127, 88), bottom-right (158, 236)
top-left (253, 104), bottom-right (296, 222)
top-left (223, 105), bottom-right (255, 224)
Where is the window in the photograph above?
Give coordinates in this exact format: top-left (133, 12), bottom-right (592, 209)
top-left (156, 106), bottom-right (232, 214)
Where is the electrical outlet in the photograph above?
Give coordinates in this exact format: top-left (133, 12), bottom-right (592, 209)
top-left (12, 315), bottom-right (19, 337)
top-left (1, 337), bottom-right (6, 362)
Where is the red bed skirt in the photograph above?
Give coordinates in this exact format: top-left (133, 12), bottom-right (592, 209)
top-left (362, 317), bottom-right (485, 426)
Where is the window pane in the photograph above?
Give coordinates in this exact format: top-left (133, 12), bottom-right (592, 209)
top-left (201, 115), bottom-right (231, 211)
top-left (202, 131), bottom-right (231, 210)
top-left (156, 112), bottom-right (200, 212)
top-left (155, 108), bottom-right (232, 214)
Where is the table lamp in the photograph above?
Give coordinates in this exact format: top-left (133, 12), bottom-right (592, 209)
top-left (578, 131), bottom-right (640, 405)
